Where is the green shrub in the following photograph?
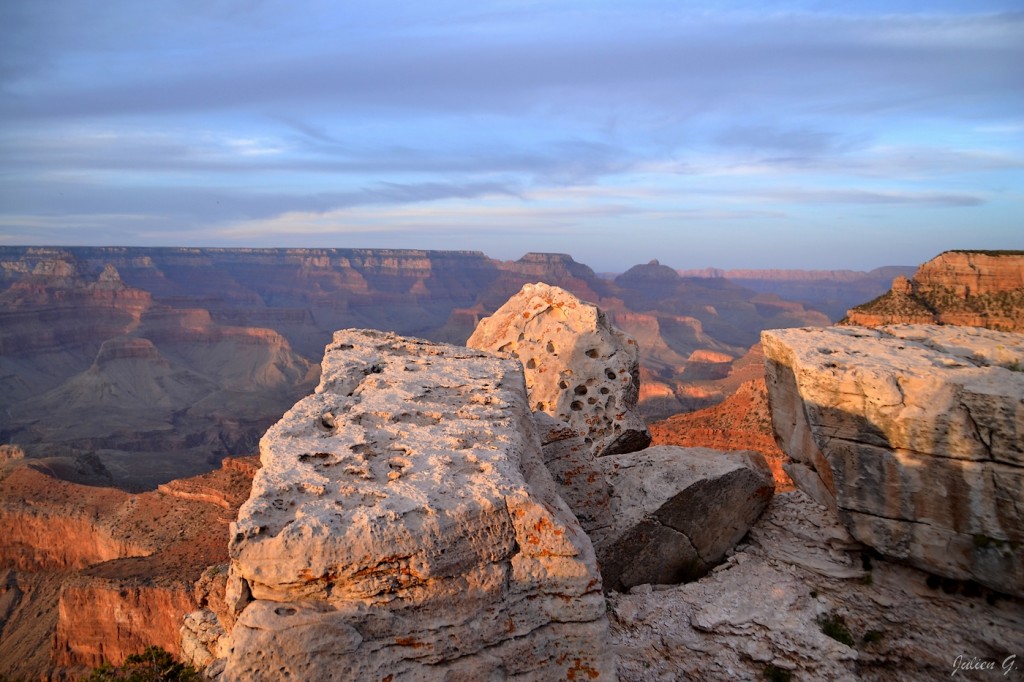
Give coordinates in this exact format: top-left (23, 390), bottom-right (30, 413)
top-left (85, 646), bottom-right (200, 682)
top-left (862, 629), bottom-right (885, 645)
top-left (817, 612), bottom-right (855, 647)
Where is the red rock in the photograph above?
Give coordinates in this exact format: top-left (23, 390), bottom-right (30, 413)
top-left (0, 458), bottom-right (258, 680)
top-left (845, 250), bottom-right (1024, 331)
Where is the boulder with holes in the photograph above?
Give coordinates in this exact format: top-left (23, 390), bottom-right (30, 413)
top-left (467, 282), bottom-right (651, 457)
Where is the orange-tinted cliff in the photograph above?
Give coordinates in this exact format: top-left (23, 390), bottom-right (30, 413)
top-left (844, 250), bottom-right (1024, 331)
top-left (649, 375), bottom-right (793, 491)
top-left (0, 457), bottom-right (257, 681)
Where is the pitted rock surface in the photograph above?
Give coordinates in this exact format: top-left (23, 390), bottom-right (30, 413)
top-left (467, 282), bottom-right (651, 457)
top-left (762, 324), bottom-right (1024, 597)
top-left (219, 329), bottom-right (614, 681)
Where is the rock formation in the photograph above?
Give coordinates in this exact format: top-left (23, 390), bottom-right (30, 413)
top-left (467, 282), bottom-right (651, 456)
top-left (0, 457), bottom-right (257, 681)
top-left (532, 412), bottom-right (616, 540)
top-left (844, 250), bottom-right (1024, 330)
top-left (762, 324), bottom-right (1024, 597)
top-left (198, 329), bottom-right (613, 680)
top-left (650, 376), bottom-right (793, 490)
top-left (608, 489), bottom-right (1024, 681)
top-left (594, 446), bottom-right (774, 592)
top-left (467, 286), bottom-right (774, 595)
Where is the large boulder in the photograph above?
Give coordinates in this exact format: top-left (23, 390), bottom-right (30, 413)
top-left (467, 282), bottom-right (651, 457)
top-left (593, 446), bottom-right (774, 592)
top-left (214, 329), bottom-right (614, 680)
top-left (762, 324), bottom-right (1024, 596)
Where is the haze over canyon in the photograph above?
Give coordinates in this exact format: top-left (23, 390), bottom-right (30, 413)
top-left (0, 246), bottom-right (907, 490)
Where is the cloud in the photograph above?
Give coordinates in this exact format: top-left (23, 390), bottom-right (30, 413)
top-left (0, 178), bottom-right (520, 228)
top-left (2, 7), bottom-right (1021, 125)
top-left (1, 3), bottom-right (1021, 269)
top-left (746, 188), bottom-right (984, 207)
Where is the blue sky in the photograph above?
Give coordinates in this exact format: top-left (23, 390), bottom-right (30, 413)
top-left (1, 1), bottom-right (1022, 271)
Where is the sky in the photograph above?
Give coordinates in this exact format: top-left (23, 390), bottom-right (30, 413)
top-left (1, 1), bottom-right (1022, 272)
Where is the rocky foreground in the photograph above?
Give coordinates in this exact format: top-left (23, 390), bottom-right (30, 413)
top-left (763, 324), bottom-right (1024, 597)
top-left (176, 282), bottom-right (1022, 681)
top-left (182, 287), bottom-right (777, 680)
top-left (610, 489), bottom-right (1024, 681)
top-left (192, 329), bottom-right (616, 680)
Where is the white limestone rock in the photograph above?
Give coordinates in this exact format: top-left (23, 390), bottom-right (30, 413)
top-left (762, 324), bottom-right (1024, 597)
top-left (467, 282), bottom-right (651, 457)
top-left (595, 446), bottom-right (774, 592)
top-left (609, 490), bottom-right (1024, 681)
top-left (533, 411), bottom-right (615, 540)
top-left (220, 329), bottom-right (614, 681)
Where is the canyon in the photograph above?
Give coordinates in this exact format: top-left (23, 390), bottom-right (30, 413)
top-left (1, 247), bottom-right (845, 490)
top-left (1, 247), bottom-right (1022, 680)
top-left (678, 265), bottom-right (916, 322)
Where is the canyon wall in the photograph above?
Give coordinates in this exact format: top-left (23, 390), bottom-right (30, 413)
top-left (54, 581), bottom-right (198, 669)
top-left (844, 250), bottom-right (1024, 331)
top-left (0, 247), bottom-right (838, 489)
top-left (678, 265), bottom-right (915, 321)
top-left (0, 458), bottom-right (257, 680)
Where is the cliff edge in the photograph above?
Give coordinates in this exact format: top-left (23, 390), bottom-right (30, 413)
top-left (844, 250), bottom-right (1024, 331)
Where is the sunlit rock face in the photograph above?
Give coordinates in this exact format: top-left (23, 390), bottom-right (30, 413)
top-left (467, 282), bottom-right (651, 457)
top-left (219, 329), bottom-right (614, 681)
top-left (763, 324), bottom-right (1024, 597)
top-left (844, 250), bottom-right (1024, 331)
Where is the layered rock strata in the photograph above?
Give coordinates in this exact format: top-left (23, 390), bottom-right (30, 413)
top-left (212, 329), bottom-right (613, 680)
top-left (762, 324), bottom-right (1024, 597)
top-left (467, 282), bottom-right (651, 456)
top-left (844, 250), bottom-right (1024, 331)
top-left (0, 457), bottom-right (256, 680)
top-left (594, 446), bottom-right (774, 592)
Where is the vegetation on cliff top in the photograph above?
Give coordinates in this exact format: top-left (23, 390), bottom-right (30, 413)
top-left (941, 249), bottom-right (1024, 257)
top-left (85, 647), bottom-right (199, 682)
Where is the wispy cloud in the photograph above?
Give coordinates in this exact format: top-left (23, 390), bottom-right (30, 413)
top-left (0, 2), bottom-right (1021, 269)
